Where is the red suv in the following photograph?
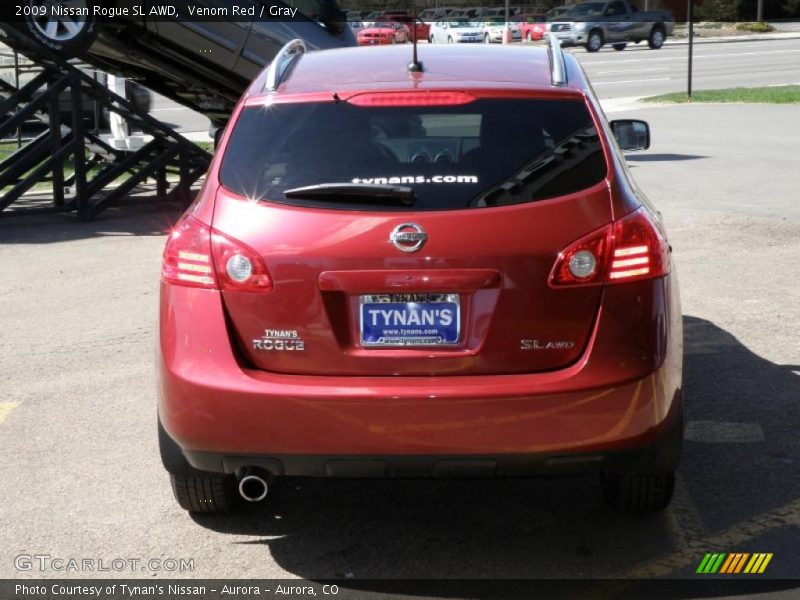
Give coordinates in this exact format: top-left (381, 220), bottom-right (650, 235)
top-left (158, 39), bottom-right (683, 516)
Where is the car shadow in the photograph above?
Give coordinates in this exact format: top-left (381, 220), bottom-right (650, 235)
top-left (190, 318), bottom-right (800, 589)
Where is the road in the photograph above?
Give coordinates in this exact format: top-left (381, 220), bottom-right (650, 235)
top-left (574, 37), bottom-right (800, 99)
top-left (1, 99), bottom-right (799, 590)
top-left (153, 37), bottom-right (800, 138)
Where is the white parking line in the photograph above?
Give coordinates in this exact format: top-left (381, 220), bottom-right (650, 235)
top-left (582, 48), bottom-right (800, 65)
top-left (597, 67), bottom-right (670, 74)
top-left (684, 420), bottom-right (765, 443)
top-left (593, 77), bottom-right (671, 85)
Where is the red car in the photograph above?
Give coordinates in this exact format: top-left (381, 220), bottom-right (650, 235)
top-left (514, 14), bottom-right (548, 41)
top-left (357, 21), bottom-right (409, 45)
top-left (159, 41), bottom-right (683, 516)
top-left (383, 14), bottom-right (431, 42)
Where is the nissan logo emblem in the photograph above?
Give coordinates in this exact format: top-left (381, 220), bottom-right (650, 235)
top-left (389, 223), bottom-right (427, 253)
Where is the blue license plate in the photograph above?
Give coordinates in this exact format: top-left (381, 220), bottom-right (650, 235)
top-left (360, 294), bottom-right (460, 346)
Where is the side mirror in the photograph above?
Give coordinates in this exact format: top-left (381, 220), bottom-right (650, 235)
top-left (213, 126), bottom-right (224, 151)
top-left (610, 119), bottom-right (650, 151)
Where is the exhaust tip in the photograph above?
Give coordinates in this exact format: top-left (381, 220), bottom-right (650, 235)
top-left (238, 473), bottom-right (269, 502)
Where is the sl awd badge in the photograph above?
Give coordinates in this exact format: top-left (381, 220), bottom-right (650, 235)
top-left (253, 329), bottom-right (306, 351)
top-left (521, 339), bottom-right (576, 350)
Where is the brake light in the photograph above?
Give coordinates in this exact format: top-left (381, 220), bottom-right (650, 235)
top-left (608, 209), bottom-right (669, 282)
top-left (347, 91), bottom-right (476, 107)
top-left (549, 207), bottom-right (669, 287)
top-left (162, 216), bottom-right (215, 288)
top-left (161, 216), bottom-right (273, 292)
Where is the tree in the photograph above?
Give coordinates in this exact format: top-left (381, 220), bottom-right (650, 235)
top-left (694, 0), bottom-right (743, 21)
top-left (784, 0), bottom-right (800, 16)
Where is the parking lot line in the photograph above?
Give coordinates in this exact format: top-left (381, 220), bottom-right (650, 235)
top-left (594, 78), bottom-right (671, 86)
top-left (0, 402), bottom-right (19, 424)
top-left (597, 67), bottom-right (670, 74)
top-left (582, 48), bottom-right (800, 65)
top-left (623, 496), bottom-right (800, 578)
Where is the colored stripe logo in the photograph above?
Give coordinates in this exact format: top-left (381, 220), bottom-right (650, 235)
top-left (697, 553), bottom-right (773, 574)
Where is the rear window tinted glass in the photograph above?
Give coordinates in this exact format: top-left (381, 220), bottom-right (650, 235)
top-left (220, 98), bottom-right (607, 211)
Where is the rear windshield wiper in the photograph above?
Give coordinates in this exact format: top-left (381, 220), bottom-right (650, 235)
top-left (283, 183), bottom-right (416, 207)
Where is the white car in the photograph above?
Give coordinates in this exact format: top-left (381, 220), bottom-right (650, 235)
top-left (429, 19), bottom-right (484, 44)
top-left (482, 18), bottom-right (522, 43)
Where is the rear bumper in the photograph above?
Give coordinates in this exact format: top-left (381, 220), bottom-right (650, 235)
top-left (176, 402), bottom-right (683, 477)
top-left (552, 32), bottom-right (585, 46)
top-left (486, 31), bottom-right (522, 43)
top-left (159, 271), bottom-right (682, 472)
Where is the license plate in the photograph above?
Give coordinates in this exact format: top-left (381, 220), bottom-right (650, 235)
top-left (360, 293), bottom-right (460, 347)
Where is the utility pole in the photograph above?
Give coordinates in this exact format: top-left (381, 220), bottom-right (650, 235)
top-left (687, 0), bottom-right (694, 98)
top-left (504, 0), bottom-right (510, 44)
top-left (757, 0), bottom-right (764, 22)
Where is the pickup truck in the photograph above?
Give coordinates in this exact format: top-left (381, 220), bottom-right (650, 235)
top-left (549, 0), bottom-right (674, 52)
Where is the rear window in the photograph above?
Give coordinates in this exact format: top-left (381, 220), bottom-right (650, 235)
top-left (219, 98), bottom-right (607, 211)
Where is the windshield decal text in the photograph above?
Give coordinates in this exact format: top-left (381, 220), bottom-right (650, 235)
top-left (352, 175), bottom-right (479, 185)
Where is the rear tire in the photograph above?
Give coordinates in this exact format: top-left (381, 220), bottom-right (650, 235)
top-left (170, 474), bottom-right (237, 514)
top-left (648, 26), bottom-right (665, 49)
top-left (586, 30), bottom-right (604, 52)
top-left (159, 419), bottom-right (237, 513)
top-left (613, 43), bottom-right (627, 51)
top-left (602, 471), bottom-right (675, 515)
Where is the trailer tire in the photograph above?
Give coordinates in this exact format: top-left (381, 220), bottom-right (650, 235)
top-left (23, 1), bottom-right (99, 58)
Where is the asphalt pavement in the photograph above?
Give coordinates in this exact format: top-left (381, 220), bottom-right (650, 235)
top-left (1, 98), bottom-right (798, 589)
top-left (575, 36), bottom-right (800, 99)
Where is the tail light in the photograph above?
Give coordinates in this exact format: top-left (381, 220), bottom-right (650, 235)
top-left (161, 217), bottom-right (215, 289)
top-left (210, 229), bottom-right (273, 292)
top-left (550, 207), bottom-right (669, 287)
top-left (162, 216), bottom-right (273, 292)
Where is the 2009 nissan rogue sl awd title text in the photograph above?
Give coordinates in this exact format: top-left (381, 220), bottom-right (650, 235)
top-left (157, 38), bottom-right (683, 516)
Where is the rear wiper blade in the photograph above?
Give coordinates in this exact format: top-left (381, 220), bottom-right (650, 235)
top-left (283, 183), bottom-right (416, 207)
